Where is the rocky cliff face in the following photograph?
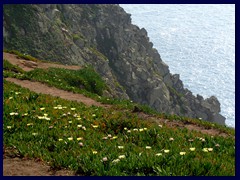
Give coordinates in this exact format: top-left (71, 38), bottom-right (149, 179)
top-left (3, 4), bottom-right (226, 125)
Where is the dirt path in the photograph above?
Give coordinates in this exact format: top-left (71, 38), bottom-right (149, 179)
top-left (3, 52), bottom-right (81, 71)
top-left (5, 77), bottom-right (109, 108)
top-left (3, 156), bottom-right (76, 176)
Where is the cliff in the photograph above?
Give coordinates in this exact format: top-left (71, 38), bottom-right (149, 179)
top-left (3, 4), bottom-right (225, 125)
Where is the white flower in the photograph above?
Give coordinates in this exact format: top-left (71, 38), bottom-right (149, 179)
top-left (32, 133), bottom-right (38, 136)
top-left (9, 97), bottom-right (13, 100)
top-left (102, 137), bottom-right (108, 140)
top-left (69, 121), bottom-right (72, 124)
top-left (158, 124), bottom-right (163, 128)
top-left (118, 146), bottom-right (124, 149)
top-left (207, 148), bottom-right (213, 152)
top-left (58, 138), bottom-right (63, 141)
top-left (77, 124), bottom-right (82, 128)
top-left (7, 126), bottom-right (12, 129)
top-left (155, 153), bottom-right (162, 156)
top-left (78, 142), bottom-right (84, 147)
top-left (139, 128), bottom-right (144, 132)
top-left (118, 155), bottom-right (126, 159)
top-left (112, 159), bottom-right (120, 164)
top-left (164, 149), bottom-right (170, 153)
top-left (146, 146), bottom-right (151, 149)
top-left (180, 152), bottom-right (186, 156)
top-left (27, 123), bottom-right (33, 126)
top-left (68, 137), bottom-right (73, 141)
top-left (45, 117), bottom-right (51, 121)
top-left (71, 108), bottom-right (76, 110)
top-left (40, 107), bottom-right (45, 111)
top-left (124, 127), bottom-right (128, 130)
top-left (133, 128), bottom-right (138, 131)
top-left (169, 137), bottom-right (174, 141)
top-left (102, 157), bottom-right (108, 162)
top-left (189, 147), bottom-right (196, 151)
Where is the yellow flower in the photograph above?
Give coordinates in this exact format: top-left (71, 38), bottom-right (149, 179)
top-left (27, 123), bottom-right (33, 126)
top-left (77, 124), bottom-right (82, 128)
top-left (32, 133), bottom-right (38, 136)
top-left (9, 112), bottom-right (16, 116)
top-left (118, 146), bottom-right (124, 149)
top-left (53, 107), bottom-right (58, 109)
top-left (92, 150), bottom-right (98, 154)
top-left (44, 114), bottom-right (48, 117)
top-left (91, 124), bottom-right (98, 128)
top-left (180, 152), bottom-right (186, 156)
top-left (77, 137), bottom-right (83, 141)
top-left (40, 107), bottom-right (45, 111)
top-left (112, 136), bottom-right (118, 139)
top-left (155, 153), bottom-right (162, 156)
top-left (124, 127), bottom-right (128, 130)
top-left (9, 97), bottom-right (13, 100)
top-left (164, 149), bottom-right (170, 153)
top-left (71, 108), bottom-right (76, 110)
top-left (202, 148), bottom-right (208, 152)
top-left (143, 128), bottom-right (148, 131)
top-left (139, 128), bottom-right (144, 132)
top-left (69, 121), bottom-right (72, 124)
top-left (189, 147), bottom-right (196, 151)
top-left (68, 137), bottom-right (73, 141)
top-left (146, 146), bottom-right (151, 149)
top-left (7, 126), bottom-right (12, 129)
top-left (58, 138), bottom-right (63, 141)
top-left (58, 107), bottom-right (63, 110)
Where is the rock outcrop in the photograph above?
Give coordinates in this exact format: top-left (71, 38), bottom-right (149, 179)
top-left (3, 4), bottom-right (226, 125)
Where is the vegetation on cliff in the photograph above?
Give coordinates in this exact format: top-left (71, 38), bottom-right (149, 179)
top-left (3, 54), bottom-right (235, 176)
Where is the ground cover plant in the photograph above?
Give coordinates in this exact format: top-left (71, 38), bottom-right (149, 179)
top-left (3, 55), bottom-right (235, 136)
top-left (3, 80), bottom-right (235, 176)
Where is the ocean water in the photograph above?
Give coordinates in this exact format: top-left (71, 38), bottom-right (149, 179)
top-left (120, 4), bottom-right (235, 128)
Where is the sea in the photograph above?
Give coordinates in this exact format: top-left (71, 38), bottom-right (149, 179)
top-left (120, 4), bottom-right (235, 128)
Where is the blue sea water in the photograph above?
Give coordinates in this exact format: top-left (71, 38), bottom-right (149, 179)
top-left (120, 4), bottom-right (235, 128)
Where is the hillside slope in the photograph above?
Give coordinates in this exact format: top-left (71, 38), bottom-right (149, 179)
top-left (3, 54), bottom-right (235, 176)
top-left (3, 4), bottom-right (225, 125)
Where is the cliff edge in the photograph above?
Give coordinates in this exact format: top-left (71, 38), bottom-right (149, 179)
top-left (3, 4), bottom-right (225, 125)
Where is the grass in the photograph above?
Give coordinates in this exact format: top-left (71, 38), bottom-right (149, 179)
top-left (3, 80), bottom-right (235, 176)
top-left (3, 55), bottom-right (235, 136)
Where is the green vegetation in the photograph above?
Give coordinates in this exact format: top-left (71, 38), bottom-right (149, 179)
top-left (3, 80), bottom-right (235, 175)
top-left (89, 47), bottom-right (108, 61)
top-left (25, 67), bottom-right (106, 96)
